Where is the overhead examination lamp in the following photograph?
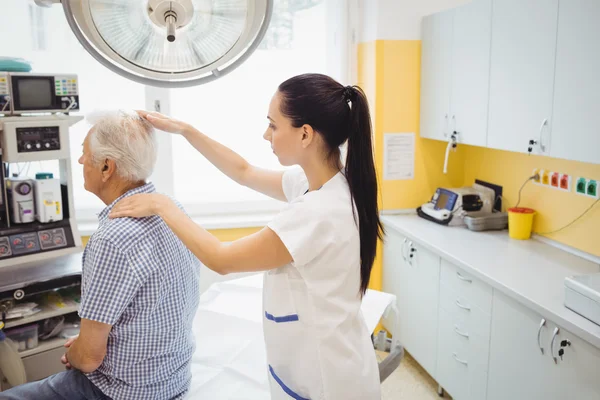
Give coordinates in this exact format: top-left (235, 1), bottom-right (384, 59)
top-left (35, 0), bottom-right (273, 88)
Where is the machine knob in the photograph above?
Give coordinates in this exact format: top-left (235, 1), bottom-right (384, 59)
top-left (41, 233), bottom-right (50, 241)
top-left (36, 143), bottom-right (41, 149)
top-left (0, 245), bottom-right (8, 254)
top-left (26, 143), bottom-right (32, 150)
top-left (14, 289), bottom-right (25, 300)
top-left (26, 241), bottom-right (35, 249)
top-left (54, 237), bottom-right (64, 245)
top-left (13, 238), bottom-right (22, 246)
top-left (45, 142), bottom-right (51, 149)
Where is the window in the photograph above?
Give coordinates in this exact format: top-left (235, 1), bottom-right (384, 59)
top-left (2, 0), bottom-right (354, 225)
top-left (170, 0), bottom-right (348, 215)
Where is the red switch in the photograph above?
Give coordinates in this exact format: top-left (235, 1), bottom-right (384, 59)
top-left (560, 174), bottom-right (570, 190)
top-left (551, 172), bottom-right (560, 187)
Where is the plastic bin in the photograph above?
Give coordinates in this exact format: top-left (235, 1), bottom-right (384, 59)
top-left (507, 207), bottom-right (536, 240)
top-left (5, 324), bottom-right (38, 352)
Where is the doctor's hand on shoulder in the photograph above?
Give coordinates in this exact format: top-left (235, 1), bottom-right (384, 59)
top-left (110, 193), bottom-right (168, 219)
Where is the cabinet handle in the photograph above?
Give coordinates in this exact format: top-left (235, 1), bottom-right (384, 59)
top-left (453, 352), bottom-right (468, 366)
top-left (455, 299), bottom-right (471, 312)
top-left (456, 272), bottom-right (472, 284)
top-left (454, 325), bottom-right (469, 339)
top-left (537, 318), bottom-right (546, 355)
top-left (408, 241), bottom-right (414, 266)
top-left (551, 327), bottom-right (560, 364)
top-left (538, 119), bottom-right (548, 152)
top-left (402, 238), bottom-right (408, 261)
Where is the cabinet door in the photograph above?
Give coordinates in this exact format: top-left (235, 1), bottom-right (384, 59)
top-left (487, 0), bottom-right (558, 154)
top-left (450, 0), bottom-right (492, 147)
top-left (405, 241), bottom-right (441, 377)
top-left (420, 10), bottom-right (453, 141)
top-left (557, 326), bottom-right (600, 400)
top-left (487, 291), bottom-right (562, 400)
top-left (550, 0), bottom-right (600, 164)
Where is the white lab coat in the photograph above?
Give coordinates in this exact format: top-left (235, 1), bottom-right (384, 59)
top-left (264, 168), bottom-right (381, 400)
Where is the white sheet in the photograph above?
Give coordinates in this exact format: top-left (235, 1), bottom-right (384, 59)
top-left (187, 274), bottom-right (396, 399)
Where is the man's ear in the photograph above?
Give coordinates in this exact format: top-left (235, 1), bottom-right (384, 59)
top-left (300, 124), bottom-right (315, 149)
top-left (101, 159), bottom-right (116, 182)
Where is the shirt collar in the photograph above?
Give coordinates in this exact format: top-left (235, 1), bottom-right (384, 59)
top-left (97, 182), bottom-right (156, 225)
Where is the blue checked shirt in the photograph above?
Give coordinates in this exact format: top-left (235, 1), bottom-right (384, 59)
top-left (79, 183), bottom-right (201, 400)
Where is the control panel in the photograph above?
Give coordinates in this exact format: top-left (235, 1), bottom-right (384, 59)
top-left (16, 126), bottom-right (61, 153)
top-left (38, 228), bottom-right (67, 250)
top-left (9, 232), bottom-right (40, 256)
top-left (54, 76), bottom-right (79, 97)
top-left (0, 228), bottom-right (68, 258)
top-left (0, 237), bottom-right (12, 257)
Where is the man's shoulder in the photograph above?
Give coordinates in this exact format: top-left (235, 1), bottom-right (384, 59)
top-left (92, 215), bottom-right (164, 253)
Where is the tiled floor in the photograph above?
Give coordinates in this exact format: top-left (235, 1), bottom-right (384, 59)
top-left (378, 351), bottom-right (451, 400)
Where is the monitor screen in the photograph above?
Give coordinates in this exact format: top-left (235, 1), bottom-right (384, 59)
top-left (16, 78), bottom-right (53, 109)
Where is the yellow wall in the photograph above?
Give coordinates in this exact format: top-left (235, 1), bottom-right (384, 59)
top-left (358, 40), bottom-right (466, 291)
top-left (462, 146), bottom-right (600, 256)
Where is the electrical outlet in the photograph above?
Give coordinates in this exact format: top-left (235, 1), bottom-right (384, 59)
top-left (533, 169), bottom-right (541, 184)
top-left (587, 180), bottom-right (598, 198)
top-left (551, 172), bottom-right (560, 188)
top-left (541, 170), bottom-right (550, 186)
top-left (560, 174), bottom-right (571, 191)
top-left (576, 177), bottom-right (587, 194)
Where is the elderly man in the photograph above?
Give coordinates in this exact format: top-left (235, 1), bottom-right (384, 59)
top-left (1, 111), bottom-right (201, 400)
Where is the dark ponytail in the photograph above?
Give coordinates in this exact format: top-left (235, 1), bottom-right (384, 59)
top-left (278, 73), bottom-right (384, 296)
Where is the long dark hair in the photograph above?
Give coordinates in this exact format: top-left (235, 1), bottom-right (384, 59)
top-left (278, 73), bottom-right (384, 295)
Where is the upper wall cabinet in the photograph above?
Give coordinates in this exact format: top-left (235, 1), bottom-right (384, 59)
top-left (420, 0), bottom-right (491, 146)
top-left (449, 0), bottom-right (492, 147)
top-left (421, 9), bottom-right (453, 142)
top-left (487, 0), bottom-right (559, 155)
top-left (550, 0), bottom-right (600, 164)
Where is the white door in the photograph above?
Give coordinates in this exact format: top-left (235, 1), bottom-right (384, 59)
top-left (420, 9), bottom-right (453, 141)
top-left (487, 0), bottom-right (559, 154)
top-left (487, 292), bottom-right (562, 400)
top-left (556, 326), bottom-right (600, 400)
top-left (550, 0), bottom-right (600, 164)
top-left (450, 0), bottom-right (492, 147)
top-left (404, 241), bottom-right (441, 377)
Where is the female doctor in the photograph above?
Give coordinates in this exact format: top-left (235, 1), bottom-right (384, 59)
top-left (110, 73), bottom-right (384, 400)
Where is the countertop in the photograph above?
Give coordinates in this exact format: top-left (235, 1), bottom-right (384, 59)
top-left (381, 214), bottom-right (600, 349)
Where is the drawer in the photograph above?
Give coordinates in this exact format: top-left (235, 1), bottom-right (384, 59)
top-left (439, 281), bottom-right (492, 339)
top-left (436, 309), bottom-right (490, 400)
top-left (440, 259), bottom-right (492, 314)
top-left (22, 346), bottom-right (66, 382)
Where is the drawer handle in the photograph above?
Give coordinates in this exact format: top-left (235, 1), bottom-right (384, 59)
top-left (402, 238), bottom-right (408, 261)
top-left (455, 299), bottom-right (471, 312)
top-left (454, 325), bottom-right (470, 339)
top-left (537, 318), bottom-right (546, 355)
top-left (453, 352), bottom-right (468, 366)
top-left (456, 271), bottom-right (472, 283)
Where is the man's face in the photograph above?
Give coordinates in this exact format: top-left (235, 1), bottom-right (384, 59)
top-left (78, 129), bottom-right (104, 196)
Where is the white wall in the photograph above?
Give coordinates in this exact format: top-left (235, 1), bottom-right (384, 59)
top-left (359, 0), bottom-right (472, 41)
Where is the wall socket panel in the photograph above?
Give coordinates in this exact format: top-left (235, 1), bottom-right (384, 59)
top-left (533, 169), bottom-right (571, 192)
top-left (575, 177), bottom-right (599, 199)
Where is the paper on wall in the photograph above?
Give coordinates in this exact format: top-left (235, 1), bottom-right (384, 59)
top-left (383, 133), bottom-right (415, 180)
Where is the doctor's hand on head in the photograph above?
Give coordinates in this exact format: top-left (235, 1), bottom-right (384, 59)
top-left (109, 193), bottom-right (169, 219)
top-left (136, 110), bottom-right (190, 135)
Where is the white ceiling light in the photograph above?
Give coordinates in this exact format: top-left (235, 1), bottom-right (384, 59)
top-left (38, 0), bottom-right (273, 87)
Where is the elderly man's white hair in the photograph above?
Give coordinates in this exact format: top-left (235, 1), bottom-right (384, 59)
top-left (86, 109), bottom-right (156, 182)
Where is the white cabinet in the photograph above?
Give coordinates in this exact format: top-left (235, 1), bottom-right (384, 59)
top-left (382, 228), bottom-right (440, 377)
top-left (550, 0), bottom-right (600, 164)
top-left (449, 0), bottom-right (492, 147)
top-left (436, 260), bottom-right (492, 400)
top-left (420, 0), bottom-right (491, 147)
top-left (421, 10), bottom-right (453, 141)
top-left (487, 0), bottom-right (559, 155)
top-left (487, 291), bottom-right (600, 400)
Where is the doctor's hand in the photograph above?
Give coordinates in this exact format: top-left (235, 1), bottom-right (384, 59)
top-left (109, 193), bottom-right (169, 219)
top-left (136, 110), bottom-right (192, 136)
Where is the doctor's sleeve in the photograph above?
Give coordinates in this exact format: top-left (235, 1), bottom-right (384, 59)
top-left (267, 202), bottom-right (335, 267)
top-left (78, 240), bottom-right (141, 325)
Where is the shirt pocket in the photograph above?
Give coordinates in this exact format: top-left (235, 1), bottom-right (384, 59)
top-left (263, 268), bottom-right (299, 324)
